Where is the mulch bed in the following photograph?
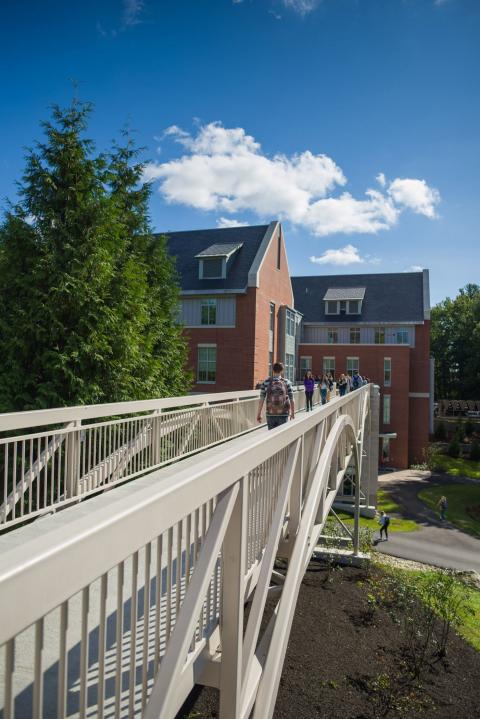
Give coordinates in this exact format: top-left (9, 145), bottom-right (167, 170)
top-left (178, 563), bottom-right (480, 718)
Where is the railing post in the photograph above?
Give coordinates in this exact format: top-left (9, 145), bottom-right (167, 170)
top-left (288, 435), bottom-right (304, 538)
top-left (64, 421), bottom-right (81, 499)
top-left (361, 385), bottom-right (380, 509)
top-left (152, 409), bottom-right (162, 465)
top-left (353, 440), bottom-right (361, 556)
top-left (219, 476), bottom-right (248, 719)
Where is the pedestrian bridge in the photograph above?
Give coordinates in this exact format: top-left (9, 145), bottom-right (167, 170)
top-left (0, 384), bottom-right (379, 719)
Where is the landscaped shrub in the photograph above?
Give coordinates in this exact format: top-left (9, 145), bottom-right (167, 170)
top-left (435, 421), bottom-right (447, 441)
top-left (448, 438), bottom-right (460, 458)
top-left (464, 419), bottom-right (475, 437)
top-left (470, 441), bottom-right (480, 461)
top-left (454, 421), bottom-right (465, 442)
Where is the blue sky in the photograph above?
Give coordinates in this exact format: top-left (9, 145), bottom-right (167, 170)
top-left (1, 0), bottom-right (479, 305)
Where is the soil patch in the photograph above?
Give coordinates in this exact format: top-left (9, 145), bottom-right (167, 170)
top-left (177, 564), bottom-right (480, 718)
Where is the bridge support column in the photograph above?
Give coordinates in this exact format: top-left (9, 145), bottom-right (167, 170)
top-left (363, 385), bottom-right (380, 509)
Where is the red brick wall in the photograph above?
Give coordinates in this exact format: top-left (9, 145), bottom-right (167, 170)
top-left (297, 344), bottom-right (411, 468)
top-left (252, 228), bottom-right (294, 386)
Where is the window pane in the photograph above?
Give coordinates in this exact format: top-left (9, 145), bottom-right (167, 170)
top-left (382, 437), bottom-right (390, 462)
top-left (323, 357), bottom-right (335, 374)
top-left (202, 258), bottom-right (223, 278)
top-left (198, 346), bottom-right (216, 382)
top-left (383, 395), bottom-right (391, 424)
top-left (270, 303), bottom-right (275, 331)
top-left (384, 358), bottom-right (391, 387)
top-left (396, 329), bottom-right (409, 344)
top-left (328, 329), bottom-right (338, 344)
top-left (349, 300), bottom-right (359, 314)
top-left (326, 301), bottom-right (337, 314)
top-left (350, 327), bottom-right (360, 344)
top-left (347, 357), bottom-right (359, 374)
top-left (375, 327), bottom-right (385, 344)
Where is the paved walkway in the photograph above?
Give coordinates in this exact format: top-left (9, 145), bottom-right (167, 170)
top-left (375, 470), bottom-right (480, 573)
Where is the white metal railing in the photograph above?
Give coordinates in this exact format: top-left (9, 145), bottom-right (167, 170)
top-left (0, 386), bottom-right (319, 531)
top-left (0, 385), bottom-right (376, 719)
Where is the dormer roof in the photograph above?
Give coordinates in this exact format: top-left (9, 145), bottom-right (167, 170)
top-left (195, 243), bottom-right (243, 259)
top-left (323, 287), bottom-right (366, 302)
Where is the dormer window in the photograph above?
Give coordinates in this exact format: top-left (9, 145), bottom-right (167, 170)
top-left (324, 288), bottom-right (365, 315)
top-left (196, 242), bottom-right (243, 280)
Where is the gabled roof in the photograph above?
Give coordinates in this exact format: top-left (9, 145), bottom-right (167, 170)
top-left (323, 287), bottom-right (366, 301)
top-left (160, 225), bottom-right (270, 292)
top-left (195, 243), bottom-right (243, 258)
top-left (292, 272), bottom-right (427, 323)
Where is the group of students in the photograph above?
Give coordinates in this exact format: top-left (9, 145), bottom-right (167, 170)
top-left (303, 369), bottom-right (369, 411)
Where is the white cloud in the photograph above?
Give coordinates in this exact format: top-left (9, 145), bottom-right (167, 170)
top-left (388, 178), bottom-right (440, 218)
top-left (144, 122), bottom-right (440, 238)
top-left (122, 0), bottom-right (144, 28)
top-left (405, 265), bottom-right (424, 272)
top-left (217, 217), bottom-right (248, 228)
top-left (310, 245), bottom-right (365, 266)
top-left (310, 244), bottom-right (381, 266)
top-left (376, 172), bottom-right (386, 187)
top-left (282, 0), bottom-right (320, 15)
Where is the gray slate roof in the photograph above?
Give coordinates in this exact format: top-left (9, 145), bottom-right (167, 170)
top-left (195, 243), bottom-right (243, 258)
top-left (292, 272), bottom-right (425, 323)
top-left (160, 225), bottom-right (269, 292)
top-left (323, 287), bottom-right (366, 301)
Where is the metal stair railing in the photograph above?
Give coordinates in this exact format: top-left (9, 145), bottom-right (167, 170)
top-left (0, 386), bottom-right (319, 532)
top-left (0, 384), bottom-right (376, 719)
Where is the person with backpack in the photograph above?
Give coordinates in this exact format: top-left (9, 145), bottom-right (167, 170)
top-left (378, 511), bottom-right (390, 541)
top-left (352, 371), bottom-right (363, 390)
top-left (257, 361), bottom-right (295, 430)
top-left (303, 369), bottom-right (315, 412)
top-left (437, 495), bottom-right (448, 521)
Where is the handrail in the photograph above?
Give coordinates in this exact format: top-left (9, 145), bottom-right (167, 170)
top-left (0, 385), bottom-right (376, 719)
top-left (0, 385), bottom-right (318, 531)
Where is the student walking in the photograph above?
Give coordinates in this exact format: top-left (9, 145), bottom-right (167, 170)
top-left (257, 362), bottom-right (295, 430)
top-left (320, 374), bottom-right (329, 405)
top-left (378, 511), bottom-right (390, 540)
top-left (352, 370), bottom-right (363, 390)
top-left (303, 370), bottom-right (315, 411)
top-left (346, 373), bottom-right (352, 393)
top-left (438, 495), bottom-right (448, 521)
top-left (338, 373), bottom-right (347, 397)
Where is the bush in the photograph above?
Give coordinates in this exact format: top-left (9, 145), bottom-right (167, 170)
top-left (435, 421), bottom-right (447, 441)
top-left (448, 438), bottom-right (460, 458)
top-left (465, 419), bottom-right (475, 437)
top-left (454, 421), bottom-right (465, 442)
top-left (470, 441), bottom-right (480, 461)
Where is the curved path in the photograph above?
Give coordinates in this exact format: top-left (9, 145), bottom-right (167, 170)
top-left (375, 470), bottom-right (480, 573)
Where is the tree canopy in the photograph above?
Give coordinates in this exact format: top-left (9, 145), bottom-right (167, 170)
top-left (431, 284), bottom-right (480, 399)
top-left (0, 100), bottom-right (191, 412)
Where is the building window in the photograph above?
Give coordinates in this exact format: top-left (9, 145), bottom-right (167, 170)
top-left (270, 302), bottom-right (275, 332)
top-left (348, 299), bottom-right (360, 314)
top-left (300, 356), bottom-right (312, 375)
top-left (382, 437), bottom-right (390, 463)
top-left (277, 233), bottom-right (281, 270)
top-left (395, 328), bottom-right (409, 344)
top-left (383, 395), bottom-right (391, 424)
top-left (200, 298), bottom-right (217, 325)
top-left (339, 300), bottom-right (347, 315)
top-left (326, 300), bottom-right (338, 315)
top-left (375, 327), bottom-right (386, 344)
top-left (346, 357), bottom-right (359, 375)
top-left (200, 258), bottom-right (223, 279)
top-left (350, 327), bottom-right (360, 344)
top-left (327, 328), bottom-right (338, 344)
top-left (323, 357), bottom-right (335, 376)
top-left (384, 358), bottom-right (392, 387)
top-left (197, 345), bottom-right (217, 383)
top-left (268, 352), bottom-right (273, 377)
top-left (286, 309), bottom-right (296, 337)
top-left (285, 353), bottom-right (295, 382)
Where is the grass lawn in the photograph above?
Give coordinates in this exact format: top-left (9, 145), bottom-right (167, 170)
top-left (335, 488), bottom-right (419, 533)
top-left (377, 560), bottom-right (480, 652)
top-left (418, 484), bottom-right (480, 538)
top-left (433, 454), bottom-right (480, 480)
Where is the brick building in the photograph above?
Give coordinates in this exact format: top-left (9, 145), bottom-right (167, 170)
top-left (292, 272), bottom-right (433, 469)
top-left (163, 221), bottom-right (432, 468)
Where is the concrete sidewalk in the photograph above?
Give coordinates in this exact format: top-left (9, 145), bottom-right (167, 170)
top-left (375, 469), bottom-right (480, 573)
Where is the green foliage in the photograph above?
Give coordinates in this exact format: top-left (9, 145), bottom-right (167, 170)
top-left (470, 441), bottom-right (480, 461)
top-left (448, 437), bottom-right (460, 458)
top-left (434, 421), bottom-right (447, 441)
top-left (431, 283), bottom-right (480, 399)
top-left (419, 483), bottom-right (480, 538)
top-left (464, 419), bottom-right (475, 437)
top-left (0, 100), bottom-right (191, 411)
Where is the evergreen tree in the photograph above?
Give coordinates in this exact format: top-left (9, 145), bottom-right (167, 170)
top-left (0, 100), bottom-right (190, 411)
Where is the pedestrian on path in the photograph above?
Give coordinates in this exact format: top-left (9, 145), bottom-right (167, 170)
top-left (438, 495), bottom-right (448, 521)
top-left (378, 511), bottom-right (390, 541)
top-left (303, 370), bottom-right (315, 412)
top-left (319, 374), bottom-right (329, 405)
top-left (257, 361), bottom-right (295, 430)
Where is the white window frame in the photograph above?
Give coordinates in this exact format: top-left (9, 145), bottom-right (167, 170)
top-left (327, 328), bottom-right (338, 344)
top-left (346, 357), bottom-right (359, 375)
top-left (300, 356), bottom-right (312, 375)
top-left (323, 356), bottom-right (335, 375)
top-left (200, 298), bottom-right (217, 325)
top-left (349, 327), bottom-right (360, 344)
top-left (199, 257), bottom-right (225, 280)
top-left (384, 357), bottom-right (392, 387)
top-left (395, 328), bottom-right (409, 345)
top-left (197, 344), bottom-right (217, 384)
top-left (348, 299), bottom-right (361, 314)
top-left (325, 299), bottom-right (362, 315)
top-left (285, 353), bottom-right (295, 382)
top-left (325, 300), bottom-right (339, 315)
top-left (375, 327), bottom-right (386, 344)
top-left (383, 395), bottom-right (391, 424)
